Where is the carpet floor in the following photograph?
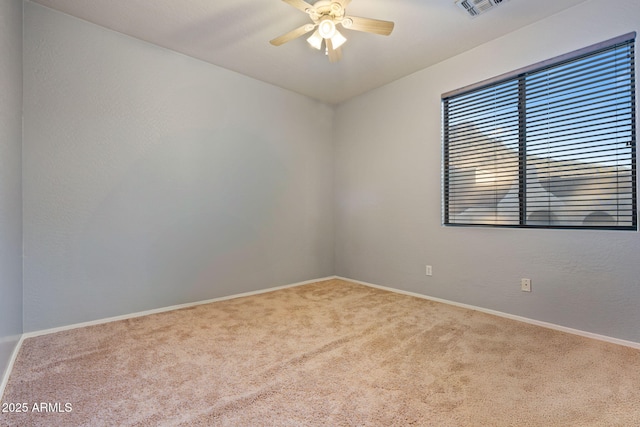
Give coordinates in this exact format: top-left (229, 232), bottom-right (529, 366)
top-left (1, 279), bottom-right (639, 426)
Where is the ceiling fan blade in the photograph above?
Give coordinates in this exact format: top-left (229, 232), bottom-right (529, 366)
top-left (334, 47), bottom-right (343, 63)
top-left (270, 24), bottom-right (315, 46)
top-left (335, 0), bottom-right (352, 8)
top-left (326, 39), bottom-right (342, 63)
top-left (343, 16), bottom-right (394, 36)
top-left (281, 0), bottom-right (315, 13)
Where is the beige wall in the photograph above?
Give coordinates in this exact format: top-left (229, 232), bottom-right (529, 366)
top-left (0, 0), bottom-right (24, 386)
top-left (23, 2), bottom-right (334, 331)
top-left (334, 0), bottom-right (640, 343)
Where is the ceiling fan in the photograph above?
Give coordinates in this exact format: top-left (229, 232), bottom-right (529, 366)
top-left (270, 0), bottom-right (394, 63)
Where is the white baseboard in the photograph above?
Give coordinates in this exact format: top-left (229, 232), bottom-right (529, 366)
top-left (0, 334), bottom-right (25, 401)
top-left (338, 276), bottom-right (640, 350)
top-left (24, 276), bottom-right (337, 339)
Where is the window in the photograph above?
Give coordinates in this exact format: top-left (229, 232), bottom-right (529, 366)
top-left (442, 33), bottom-right (637, 230)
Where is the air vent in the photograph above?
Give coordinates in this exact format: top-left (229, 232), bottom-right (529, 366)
top-left (455, 0), bottom-right (508, 18)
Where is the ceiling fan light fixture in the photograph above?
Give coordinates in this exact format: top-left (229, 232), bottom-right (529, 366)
top-left (307, 30), bottom-right (323, 50)
top-left (272, 0), bottom-right (395, 63)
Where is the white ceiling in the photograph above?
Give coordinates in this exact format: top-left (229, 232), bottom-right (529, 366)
top-left (29, 0), bottom-right (588, 104)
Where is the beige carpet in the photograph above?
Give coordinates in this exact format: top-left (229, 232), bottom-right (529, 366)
top-left (2, 279), bottom-right (639, 426)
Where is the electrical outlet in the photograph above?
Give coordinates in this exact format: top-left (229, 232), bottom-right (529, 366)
top-left (521, 278), bottom-right (531, 292)
top-left (426, 265), bottom-right (433, 276)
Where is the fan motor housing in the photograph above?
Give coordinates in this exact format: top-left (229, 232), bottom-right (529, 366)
top-left (309, 1), bottom-right (346, 23)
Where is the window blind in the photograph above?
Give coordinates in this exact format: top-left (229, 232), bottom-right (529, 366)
top-left (442, 34), bottom-right (637, 230)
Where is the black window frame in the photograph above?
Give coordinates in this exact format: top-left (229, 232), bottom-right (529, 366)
top-left (442, 33), bottom-right (637, 231)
